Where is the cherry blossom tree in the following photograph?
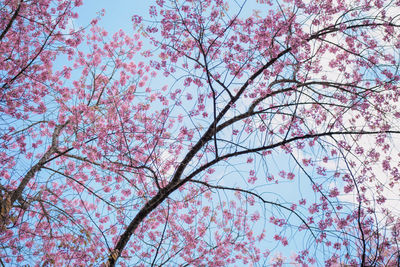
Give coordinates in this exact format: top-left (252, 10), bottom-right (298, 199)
top-left (2, 0), bottom-right (400, 266)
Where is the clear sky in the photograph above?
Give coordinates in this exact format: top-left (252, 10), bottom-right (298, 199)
top-left (74, 0), bottom-right (151, 34)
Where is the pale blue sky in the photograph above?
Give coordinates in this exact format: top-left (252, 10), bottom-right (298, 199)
top-left (75, 0), bottom-right (151, 33)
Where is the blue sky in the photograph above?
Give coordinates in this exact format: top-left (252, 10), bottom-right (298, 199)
top-left (75, 0), bottom-right (151, 33)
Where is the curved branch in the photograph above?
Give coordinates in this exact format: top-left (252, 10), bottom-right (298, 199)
top-left (189, 179), bottom-right (316, 239)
